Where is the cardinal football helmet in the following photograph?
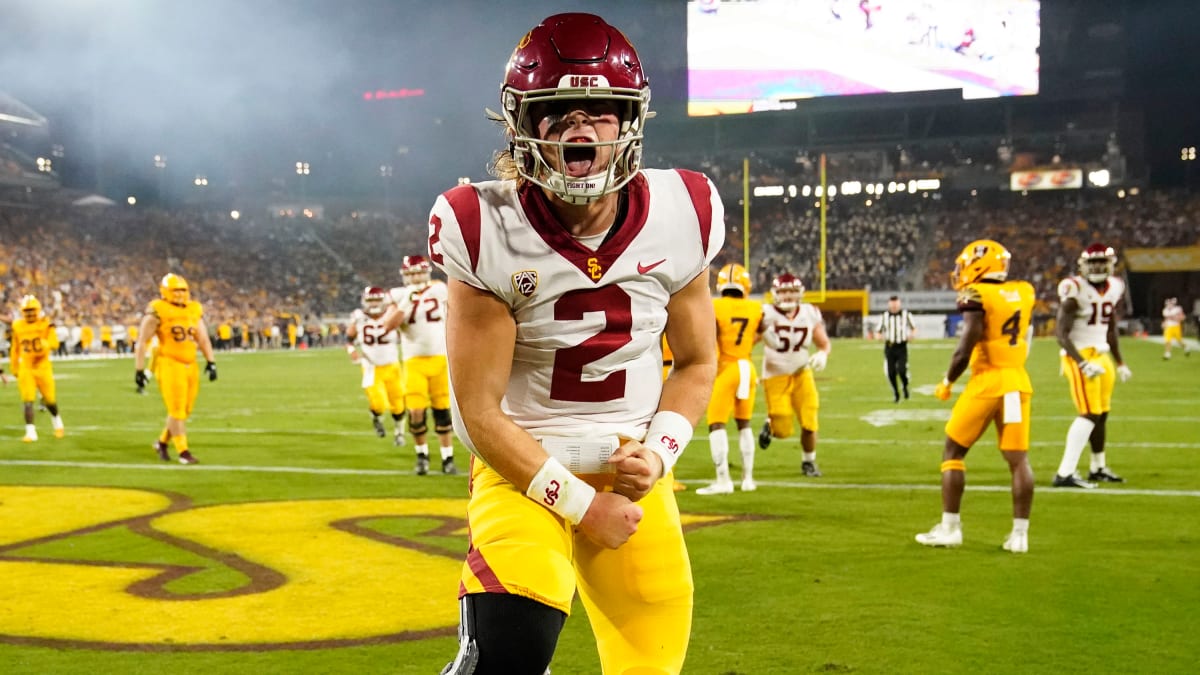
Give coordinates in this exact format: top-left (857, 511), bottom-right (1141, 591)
top-left (1078, 243), bottom-right (1116, 284)
top-left (160, 273), bottom-right (190, 305)
top-left (362, 286), bottom-right (388, 317)
top-left (717, 263), bottom-right (752, 296)
top-left (401, 255), bottom-right (432, 286)
top-left (772, 273), bottom-right (804, 311)
top-left (501, 13), bottom-right (651, 205)
top-left (19, 294), bottom-right (41, 322)
top-left (951, 240), bottom-right (1010, 290)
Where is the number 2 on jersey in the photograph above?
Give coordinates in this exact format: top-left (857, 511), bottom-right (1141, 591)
top-left (550, 286), bottom-right (632, 403)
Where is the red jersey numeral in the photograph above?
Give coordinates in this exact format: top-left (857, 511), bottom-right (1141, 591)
top-left (549, 286), bottom-right (633, 403)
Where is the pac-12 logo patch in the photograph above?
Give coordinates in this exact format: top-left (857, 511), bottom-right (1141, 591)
top-left (512, 270), bottom-right (538, 297)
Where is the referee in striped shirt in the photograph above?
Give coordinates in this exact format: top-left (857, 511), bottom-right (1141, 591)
top-left (874, 295), bottom-right (917, 402)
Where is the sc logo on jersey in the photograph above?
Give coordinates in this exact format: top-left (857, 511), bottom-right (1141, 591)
top-left (512, 270), bottom-right (539, 297)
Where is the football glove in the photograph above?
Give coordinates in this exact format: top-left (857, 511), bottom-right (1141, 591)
top-left (1116, 363), bottom-right (1133, 383)
top-left (809, 350), bottom-right (828, 372)
top-left (934, 378), bottom-right (953, 401)
top-left (1078, 360), bottom-right (1106, 379)
top-left (134, 369), bottom-right (149, 390)
top-left (205, 361), bottom-right (218, 381)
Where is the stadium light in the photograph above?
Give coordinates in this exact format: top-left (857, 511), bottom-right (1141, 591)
top-left (379, 164), bottom-right (393, 177)
top-left (127, 196), bottom-right (136, 205)
top-left (295, 161), bottom-right (310, 175)
top-left (752, 185), bottom-right (785, 197)
top-left (153, 155), bottom-right (167, 169)
top-left (1088, 169), bottom-right (1111, 187)
top-left (230, 210), bottom-right (241, 220)
top-left (1181, 146), bottom-right (1196, 161)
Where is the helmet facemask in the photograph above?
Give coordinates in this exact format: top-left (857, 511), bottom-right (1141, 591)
top-left (1079, 250), bottom-right (1115, 284)
top-left (361, 287), bottom-right (387, 317)
top-left (160, 274), bottom-right (190, 306)
top-left (20, 295), bottom-right (41, 322)
top-left (772, 274), bottom-right (804, 311)
top-left (504, 83), bottom-right (649, 205)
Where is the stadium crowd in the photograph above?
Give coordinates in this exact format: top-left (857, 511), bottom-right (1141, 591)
top-left (4, 182), bottom-right (1198, 352)
top-left (0, 202), bottom-right (428, 352)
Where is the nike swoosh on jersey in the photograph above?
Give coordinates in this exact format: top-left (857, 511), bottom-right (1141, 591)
top-left (637, 259), bottom-right (667, 274)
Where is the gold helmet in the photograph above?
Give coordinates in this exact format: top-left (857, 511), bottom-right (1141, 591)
top-left (160, 273), bottom-right (190, 305)
top-left (951, 240), bottom-right (1010, 290)
top-left (19, 294), bottom-right (41, 322)
top-left (716, 263), bottom-right (752, 296)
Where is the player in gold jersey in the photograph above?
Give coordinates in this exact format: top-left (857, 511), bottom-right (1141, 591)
top-left (11, 295), bottom-right (65, 441)
top-left (697, 263), bottom-right (765, 494)
top-left (917, 240), bottom-right (1036, 553)
top-left (134, 274), bottom-right (217, 464)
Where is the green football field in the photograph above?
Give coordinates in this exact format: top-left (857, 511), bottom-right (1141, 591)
top-left (2, 336), bottom-right (1198, 674)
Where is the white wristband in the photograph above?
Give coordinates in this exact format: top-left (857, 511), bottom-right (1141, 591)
top-left (346, 344), bottom-right (356, 355)
top-left (525, 457), bottom-right (596, 525)
top-left (643, 410), bottom-right (694, 478)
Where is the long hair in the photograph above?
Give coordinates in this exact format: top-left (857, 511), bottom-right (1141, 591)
top-left (486, 118), bottom-right (523, 183)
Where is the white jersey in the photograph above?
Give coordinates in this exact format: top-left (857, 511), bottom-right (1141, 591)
top-left (349, 309), bottom-right (400, 366)
top-left (1058, 275), bottom-right (1125, 352)
top-left (389, 281), bottom-right (448, 358)
top-left (1163, 304), bottom-right (1184, 327)
top-left (430, 169), bottom-right (725, 448)
top-left (761, 303), bottom-right (824, 378)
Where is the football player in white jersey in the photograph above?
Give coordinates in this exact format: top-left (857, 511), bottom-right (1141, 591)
top-left (1161, 297), bottom-right (1189, 359)
top-left (1052, 244), bottom-right (1132, 488)
top-left (431, 13), bottom-right (722, 675)
top-left (345, 287), bottom-right (406, 444)
top-left (757, 273), bottom-right (832, 477)
top-left (383, 254), bottom-right (457, 475)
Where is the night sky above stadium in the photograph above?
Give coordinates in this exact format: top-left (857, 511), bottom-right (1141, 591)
top-left (1, 0), bottom-right (1198, 195)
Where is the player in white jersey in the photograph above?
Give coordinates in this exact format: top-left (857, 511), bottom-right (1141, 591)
top-left (383, 254), bottom-right (457, 475)
top-left (1052, 244), bottom-right (1132, 488)
top-left (1161, 297), bottom-right (1189, 359)
top-left (345, 287), bottom-right (405, 444)
top-left (757, 273), bottom-right (832, 477)
top-left (432, 14), bottom-right (721, 675)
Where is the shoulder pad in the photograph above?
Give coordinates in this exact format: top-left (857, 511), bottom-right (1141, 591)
top-left (956, 285), bottom-right (984, 311)
top-left (1057, 277), bottom-right (1079, 300)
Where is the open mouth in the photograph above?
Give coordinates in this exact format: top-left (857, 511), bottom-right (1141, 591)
top-left (562, 141), bottom-right (597, 177)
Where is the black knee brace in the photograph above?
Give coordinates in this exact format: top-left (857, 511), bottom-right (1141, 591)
top-left (408, 411), bottom-right (428, 436)
top-left (441, 593), bottom-right (564, 674)
top-left (434, 407), bottom-right (453, 434)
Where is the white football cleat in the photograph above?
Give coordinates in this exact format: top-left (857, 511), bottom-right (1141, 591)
top-left (1003, 531), bottom-right (1028, 553)
top-left (696, 479), bottom-right (734, 496)
top-left (915, 523), bottom-right (962, 548)
top-left (740, 478), bottom-right (758, 492)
